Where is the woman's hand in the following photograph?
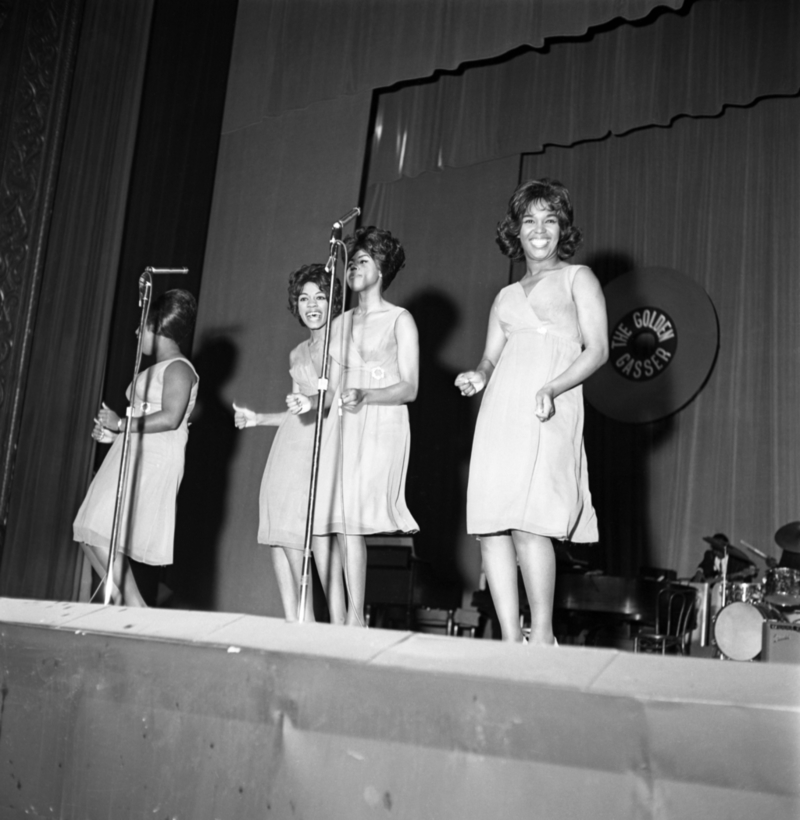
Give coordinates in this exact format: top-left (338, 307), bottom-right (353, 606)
top-left (96, 402), bottom-right (122, 431)
top-left (232, 402), bottom-right (257, 428)
top-left (535, 387), bottom-right (555, 422)
top-left (286, 393), bottom-right (312, 415)
top-left (340, 388), bottom-right (365, 413)
top-left (454, 371), bottom-right (486, 397)
top-left (91, 418), bottom-right (117, 442)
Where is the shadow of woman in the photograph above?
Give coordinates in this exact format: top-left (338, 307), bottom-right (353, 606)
top-left (166, 332), bottom-right (239, 609)
top-left (582, 252), bottom-right (676, 578)
top-left (404, 289), bottom-right (472, 605)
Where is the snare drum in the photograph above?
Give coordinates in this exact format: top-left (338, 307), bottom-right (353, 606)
top-left (764, 567), bottom-right (800, 608)
top-left (723, 582), bottom-right (763, 604)
top-left (713, 601), bottom-right (786, 661)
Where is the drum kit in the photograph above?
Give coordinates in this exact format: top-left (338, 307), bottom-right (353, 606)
top-left (710, 522), bottom-right (800, 661)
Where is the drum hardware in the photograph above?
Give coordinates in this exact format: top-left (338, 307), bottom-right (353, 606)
top-left (763, 567), bottom-right (800, 608)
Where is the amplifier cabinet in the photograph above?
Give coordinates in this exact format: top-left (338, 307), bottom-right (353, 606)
top-left (761, 620), bottom-right (800, 663)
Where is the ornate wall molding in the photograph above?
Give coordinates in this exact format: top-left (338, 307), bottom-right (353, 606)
top-left (0, 0), bottom-right (82, 550)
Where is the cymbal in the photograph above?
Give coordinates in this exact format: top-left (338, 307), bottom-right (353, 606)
top-left (701, 535), bottom-right (751, 563)
top-left (775, 521), bottom-right (800, 553)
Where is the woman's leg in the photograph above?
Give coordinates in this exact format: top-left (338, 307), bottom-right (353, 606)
top-left (312, 535), bottom-right (346, 624)
top-left (271, 547), bottom-right (300, 621)
top-left (481, 534), bottom-right (523, 642)
top-left (281, 546), bottom-right (316, 623)
top-left (513, 530), bottom-right (556, 646)
top-left (337, 533), bottom-right (367, 627)
top-left (80, 543), bottom-right (122, 604)
top-left (79, 543), bottom-right (146, 607)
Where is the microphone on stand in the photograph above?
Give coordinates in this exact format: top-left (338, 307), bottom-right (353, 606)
top-left (139, 267), bottom-right (189, 305)
top-left (331, 207), bottom-right (360, 240)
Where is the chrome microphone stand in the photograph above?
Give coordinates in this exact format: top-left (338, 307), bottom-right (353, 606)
top-left (297, 209), bottom-right (359, 622)
top-left (102, 266), bottom-right (188, 604)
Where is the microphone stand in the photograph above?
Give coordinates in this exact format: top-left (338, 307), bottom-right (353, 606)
top-left (297, 232), bottom-right (342, 621)
top-left (103, 269), bottom-right (154, 604)
top-left (297, 210), bottom-right (358, 622)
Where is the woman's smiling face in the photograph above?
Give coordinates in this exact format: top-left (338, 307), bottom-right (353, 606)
top-left (297, 281), bottom-right (329, 329)
top-left (519, 201), bottom-right (561, 265)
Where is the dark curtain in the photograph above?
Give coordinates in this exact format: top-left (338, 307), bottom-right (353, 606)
top-left (0, 0), bottom-right (154, 598)
top-left (368, 0), bottom-right (800, 183)
top-left (223, 0), bottom-right (683, 122)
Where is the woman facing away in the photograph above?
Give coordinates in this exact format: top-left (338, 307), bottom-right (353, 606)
top-left (455, 178), bottom-right (608, 645)
top-left (234, 264), bottom-right (345, 623)
top-left (73, 289), bottom-right (199, 606)
top-left (311, 226), bottom-right (419, 627)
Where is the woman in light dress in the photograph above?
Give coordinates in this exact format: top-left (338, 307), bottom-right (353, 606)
top-left (311, 226), bottom-right (419, 627)
top-left (74, 289), bottom-right (199, 606)
top-left (456, 179), bottom-right (608, 645)
top-left (234, 264), bottom-right (345, 623)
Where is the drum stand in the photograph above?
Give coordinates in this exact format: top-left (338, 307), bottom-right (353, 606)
top-left (713, 547), bottom-right (729, 659)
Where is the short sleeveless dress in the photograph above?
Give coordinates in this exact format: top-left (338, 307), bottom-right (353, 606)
top-left (313, 306), bottom-right (418, 535)
top-left (258, 340), bottom-right (319, 549)
top-left (73, 357), bottom-right (199, 565)
top-left (467, 266), bottom-right (598, 541)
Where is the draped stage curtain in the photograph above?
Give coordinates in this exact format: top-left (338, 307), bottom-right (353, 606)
top-left (368, 0), bottom-right (800, 184)
top-left (0, 0), bottom-right (155, 598)
top-left (191, 0), bottom-right (681, 613)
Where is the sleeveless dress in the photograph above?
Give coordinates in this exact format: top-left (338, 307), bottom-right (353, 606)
top-left (313, 306), bottom-right (418, 535)
top-left (258, 340), bottom-right (319, 549)
top-left (467, 266), bottom-right (598, 541)
top-left (73, 357), bottom-right (199, 565)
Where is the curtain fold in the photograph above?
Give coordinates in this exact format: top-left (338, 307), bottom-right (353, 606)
top-left (0, 0), bottom-right (154, 599)
top-left (367, 0), bottom-right (800, 184)
top-left (223, 0), bottom-right (684, 129)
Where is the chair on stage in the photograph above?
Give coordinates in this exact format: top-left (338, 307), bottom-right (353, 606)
top-left (633, 583), bottom-right (698, 655)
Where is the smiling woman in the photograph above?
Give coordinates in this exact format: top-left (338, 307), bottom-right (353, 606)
top-left (310, 226), bottom-right (420, 627)
top-left (233, 264), bottom-right (344, 623)
top-left (455, 179), bottom-right (608, 646)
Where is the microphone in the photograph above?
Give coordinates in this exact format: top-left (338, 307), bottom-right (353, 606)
top-left (144, 267), bottom-right (189, 274)
top-left (332, 208), bottom-right (360, 231)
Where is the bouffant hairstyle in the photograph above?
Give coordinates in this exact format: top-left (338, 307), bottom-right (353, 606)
top-left (346, 226), bottom-right (406, 291)
top-left (148, 289), bottom-right (197, 343)
top-left (287, 263), bottom-right (343, 327)
top-left (496, 178), bottom-right (583, 262)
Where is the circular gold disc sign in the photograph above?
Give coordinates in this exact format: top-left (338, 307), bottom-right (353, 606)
top-left (584, 267), bottom-right (718, 423)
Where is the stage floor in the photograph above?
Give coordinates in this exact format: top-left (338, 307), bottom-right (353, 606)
top-left (0, 598), bottom-right (798, 819)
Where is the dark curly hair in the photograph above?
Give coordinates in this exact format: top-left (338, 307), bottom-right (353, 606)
top-left (496, 178), bottom-right (583, 262)
top-left (287, 263), bottom-right (343, 327)
top-left (148, 289), bottom-right (197, 343)
top-left (346, 226), bottom-right (406, 291)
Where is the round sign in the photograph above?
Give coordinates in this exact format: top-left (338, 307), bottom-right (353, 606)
top-left (584, 267), bottom-right (718, 423)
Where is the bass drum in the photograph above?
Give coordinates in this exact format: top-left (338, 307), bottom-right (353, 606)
top-left (714, 601), bottom-right (785, 661)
